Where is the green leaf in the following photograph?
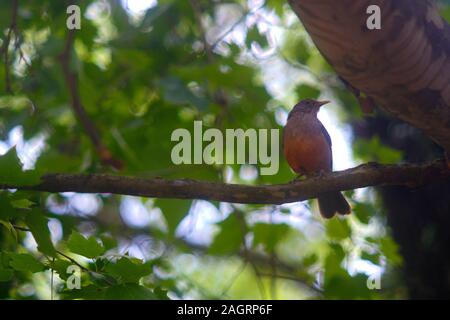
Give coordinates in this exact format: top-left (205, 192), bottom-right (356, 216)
top-left (48, 259), bottom-right (73, 281)
top-left (380, 237), bottom-right (403, 266)
top-left (353, 136), bottom-right (402, 163)
top-left (281, 34), bottom-right (311, 64)
top-left (302, 253), bottom-right (318, 268)
top-left (0, 253), bottom-right (13, 282)
top-left (361, 251), bottom-right (380, 265)
top-left (10, 199), bottom-right (35, 209)
top-left (158, 76), bottom-right (208, 110)
top-left (324, 243), bottom-right (347, 280)
top-left (67, 232), bottom-right (105, 259)
top-left (296, 84), bottom-right (320, 101)
top-left (105, 257), bottom-right (153, 283)
top-left (324, 273), bottom-right (374, 299)
top-left (60, 285), bottom-right (105, 300)
top-left (99, 235), bottom-right (117, 251)
top-left (0, 220), bottom-right (18, 242)
top-left (140, 3), bottom-right (172, 30)
top-left (326, 218), bottom-right (351, 240)
top-left (0, 192), bottom-right (20, 220)
top-left (155, 199), bottom-right (192, 235)
top-left (8, 253), bottom-right (45, 273)
top-left (0, 147), bottom-right (42, 186)
top-left (352, 202), bottom-right (375, 224)
top-left (440, 5), bottom-right (450, 23)
top-left (0, 95), bottom-right (33, 110)
top-left (246, 25), bottom-right (268, 49)
top-left (104, 284), bottom-right (156, 300)
top-left (0, 266), bottom-right (13, 282)
top-left (266, 0), bottom-right (284, 16)
top-left (153, 287), bottom-right (170, 300)
top-left (25, 209), bottom-right (57, 257)
top-left (209, 214), bottom-right (244, 255)
top-left (252, 222), bottom-right (289, 252)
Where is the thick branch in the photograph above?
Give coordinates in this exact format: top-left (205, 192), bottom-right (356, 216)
top-left (2, 161), bottom-right (449, 204)
top-left (288, 0), bottom-right (450, 152)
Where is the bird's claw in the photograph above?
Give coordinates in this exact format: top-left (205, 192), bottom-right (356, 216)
top-left (314, 170), bottom-right (327, 179)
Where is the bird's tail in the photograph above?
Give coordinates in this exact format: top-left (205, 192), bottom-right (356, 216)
top-left (317, 192), bottom-right (351, 219)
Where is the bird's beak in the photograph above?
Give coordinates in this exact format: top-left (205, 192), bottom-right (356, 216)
top-left (317, 100), bottom-right (330, 107)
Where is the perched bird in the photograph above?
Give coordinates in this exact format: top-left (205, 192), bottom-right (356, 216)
top-left (283, 99), bottom-right (351, 218)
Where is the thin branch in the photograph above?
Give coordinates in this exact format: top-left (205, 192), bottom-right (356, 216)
top-left (234, 208), bottom-right (267, 299)
top-left (210, 2), bottom-right (266, 51)
top-left (81, 214), bottom-right (321, 294)
top-left (188, 0), bottom-right (230, 129)
top-left (183, 237), bottom-right (321, 295)
top-left (11, 224), bottom-right (115, 285)
top-left (2, 160), bottom-right (449, 204)
top-left (12, 210), bottom-right (320, 295)
top-left (189, 0), bottom-right (214, 62)
top-left (2, 0), bottom-right (19, 93)
top-left (219, 261), bottom-right (247, 298)
top-left (59, 29), bottom-right (123, 170)
top-left (11, 224), bottom-right (30, 232)
top-left (269, 209), bottom-right (277, 300)
top-left (54, 249), bottom-right (89, 272)
top-left (258, 272), bottom-right (322, 295)
top-left (50, 257), bottom-right (55, 300)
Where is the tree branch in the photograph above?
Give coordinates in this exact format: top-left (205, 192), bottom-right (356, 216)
top-left (288, 0), bottom-right (450, 152)
top-left (2, 161), bottom-right (449, 204)
top-left (2, 0), bottom-right (19, 93)
top-left (59, 28), bottom-right (123, 170)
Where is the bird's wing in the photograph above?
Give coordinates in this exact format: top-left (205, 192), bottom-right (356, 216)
top-left (319, 122), bottom-right (332, 149)
top-left (319, 122), bottom-right (333, 169)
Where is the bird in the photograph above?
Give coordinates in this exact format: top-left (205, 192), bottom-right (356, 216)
top-left (283, 99), bottom-right (351, 218)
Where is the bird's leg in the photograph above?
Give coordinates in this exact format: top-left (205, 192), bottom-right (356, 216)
top-left (313, 169), bottom-right (328, 179)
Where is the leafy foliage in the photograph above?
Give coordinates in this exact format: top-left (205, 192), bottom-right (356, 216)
top-left (0, 0), bottom-right (428, 300)
top-left (67, 232), bottom-right (105, 259)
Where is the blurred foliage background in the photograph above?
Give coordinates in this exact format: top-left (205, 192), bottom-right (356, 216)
top-left (0, 0), bottom-right (450, 300)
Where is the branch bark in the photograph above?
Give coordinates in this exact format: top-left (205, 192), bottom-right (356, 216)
top-left (288, 0), bottom-right (450, 152)
top-left (2, 161), bottom-right (449, 204)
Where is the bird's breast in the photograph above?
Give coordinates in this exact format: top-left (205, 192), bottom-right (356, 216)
top-left (283, 117), bottom-right (332, 175)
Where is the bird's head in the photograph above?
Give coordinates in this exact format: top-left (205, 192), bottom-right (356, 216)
top-left (288, 99), bottom-right (330, 119)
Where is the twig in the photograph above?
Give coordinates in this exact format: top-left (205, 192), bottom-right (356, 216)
top-left (188, 0), bottom-right (231, 129)
top-left (210, 2), bottom-right (267, 51)
top-left (269, 209), bottom-right (277, 300)
top-left (70, 213), bottom-right (321, 294)
top-left (2, 0), bottom-right (19, 93)
top-left (59, 29), bottom-right (123, 170)
top-left (11, 224), bottom-right (114, 285)
top-left (219, 261), bottom-right (247, 298)
top-left (11, 224), bottom-right (30, 232)
top-left (189, 0), bottom-right (214, 62)
top-left (50, 257), bottom-right (55, 300)
top-left (258, 272), bottom-right (323, 295)
top-left (234, 208), bottom-right (267, 299)
top-left (55, 250), bottom-right (115, 285)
